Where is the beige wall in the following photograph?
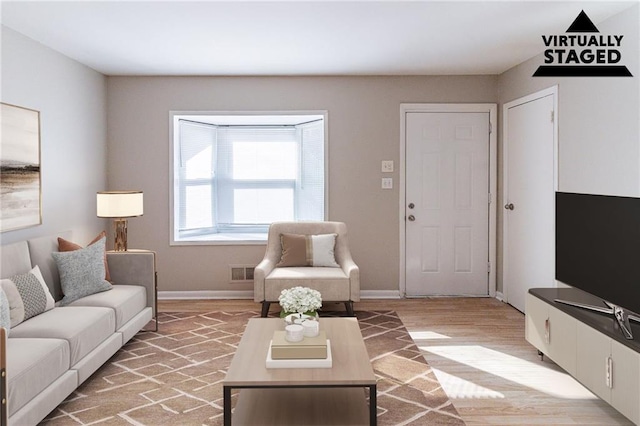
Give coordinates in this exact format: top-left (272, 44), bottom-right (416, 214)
top-left (3, 4), bottom-right (636, 299)
top-left (0, 27), bottom-right (107, 246)
top-left (498, 4), bottom-right (639, 196)
top-left (495, 4), bottom-right (640, 294)
top-left (106, 76), bottom-right (497, 294)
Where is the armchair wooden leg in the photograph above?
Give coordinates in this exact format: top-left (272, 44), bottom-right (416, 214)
top-left (344, 301), bottom-right (355, 317)
top-left (261, 302), bottom-right (271, 318)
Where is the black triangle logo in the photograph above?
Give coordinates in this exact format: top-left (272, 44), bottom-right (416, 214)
top-left (566, 10), bottom-right (600, 33)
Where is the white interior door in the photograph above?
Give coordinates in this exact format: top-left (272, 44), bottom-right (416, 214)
top-left (405, 111), bottom-right (490, 296)
top-left (503, 88), bottom-right (557, 312)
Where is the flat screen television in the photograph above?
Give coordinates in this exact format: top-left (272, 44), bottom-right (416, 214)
top-left (555, 191), bottom-right (640, 339)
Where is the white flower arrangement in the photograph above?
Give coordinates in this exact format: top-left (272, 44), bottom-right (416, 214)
top-left (278, 286), bottom-right (322, 317)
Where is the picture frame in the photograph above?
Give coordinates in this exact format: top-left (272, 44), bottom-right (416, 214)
top-left (0, 102), bottom-right (42, 232)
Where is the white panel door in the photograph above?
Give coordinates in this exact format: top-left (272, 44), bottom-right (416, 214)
top-left (503, 90), bottom-right (556, 313)
top-left (405, 112), bottom-right (490, 296)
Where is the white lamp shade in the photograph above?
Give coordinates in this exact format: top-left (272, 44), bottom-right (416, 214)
top-left (97, 191), bottom-right (143, 218)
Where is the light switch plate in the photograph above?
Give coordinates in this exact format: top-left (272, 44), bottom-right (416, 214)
top-left (382, 177), bottom-right (393, 189)
top-left (381, 160), bottom-right (394, 173)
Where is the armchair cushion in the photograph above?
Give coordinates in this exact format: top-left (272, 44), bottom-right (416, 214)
top-left (265, 267), bottom-right (350, 302)
top-left (277, 233), bottom-right (339, 267)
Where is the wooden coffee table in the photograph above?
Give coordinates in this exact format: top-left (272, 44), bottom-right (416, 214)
top-left (223, 317), bottom-right (377, 425)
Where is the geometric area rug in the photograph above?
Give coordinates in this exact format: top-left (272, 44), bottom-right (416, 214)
top-left (41, 311), bottom-right (465, 425)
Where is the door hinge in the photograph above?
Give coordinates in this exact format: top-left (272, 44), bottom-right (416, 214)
top-left (487, 262), bottom-right (491, 273)
top-left (488, 193), bottom-right (492, 204)
top-left (489, 122), bottom-right (493, 134)
top-left (551, 110), bottom-right (555, 123)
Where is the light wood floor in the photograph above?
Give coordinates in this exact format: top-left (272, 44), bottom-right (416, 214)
top-left (159, 297), bottom-right (633, 425)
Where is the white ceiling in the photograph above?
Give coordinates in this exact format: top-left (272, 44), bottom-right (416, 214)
top-left (1, 1), bottom-right (636, 76)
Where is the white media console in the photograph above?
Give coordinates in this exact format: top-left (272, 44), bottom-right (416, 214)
top-left (526, 288), bottom-right (640, 424)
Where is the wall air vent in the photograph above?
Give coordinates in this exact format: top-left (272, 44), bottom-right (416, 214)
top-left (230, 265), bottom-right (255, 282)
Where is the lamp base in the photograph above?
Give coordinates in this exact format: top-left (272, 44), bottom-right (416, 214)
top-left (113, 218), bottom-right (128, 251)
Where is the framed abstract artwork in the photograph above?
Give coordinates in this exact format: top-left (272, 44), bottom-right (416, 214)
top-left (0, 102), bottom-right (41, 232)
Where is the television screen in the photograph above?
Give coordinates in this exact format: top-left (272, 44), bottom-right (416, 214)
top-left (556, 192), bottom-right (640, 317)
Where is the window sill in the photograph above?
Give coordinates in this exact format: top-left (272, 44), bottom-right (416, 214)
top-left (171, 232), bottom-right (268, 246)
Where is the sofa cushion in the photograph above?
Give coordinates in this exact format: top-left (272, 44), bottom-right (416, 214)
top-left (27, 232), bottom-right (71, 302)
top-left (58, 231), bottom-right (111, 282)
top-left (277, 233), bottom-right (340, 267)
top-left (1, 265), bottom-right (55, 327)
top-left (69, 285), bottom-right (146, 330)
top-left (52, 237), bottom-right (113, 306)
top-left (6, 337), bottom-right (70, 416)
top-left (9, 306), bottom-right (116, 365)
top-left (265, 267), bottom-right (350, 301)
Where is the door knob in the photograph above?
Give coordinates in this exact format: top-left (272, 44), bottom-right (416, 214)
top-left (408, 215), bottom-right (416, 221)
top-left (505, 203), bottom-right (515, 211)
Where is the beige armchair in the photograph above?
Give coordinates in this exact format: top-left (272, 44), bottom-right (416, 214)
top-left (254, 221), bottom-right (360, 317)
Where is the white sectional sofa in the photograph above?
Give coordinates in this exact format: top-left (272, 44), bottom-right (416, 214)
top-left (0, 232), bottom-right (155, 426)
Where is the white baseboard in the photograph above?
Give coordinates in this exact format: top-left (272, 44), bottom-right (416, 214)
top-left (158, 290), bottom-right (254, 300)
top-left (360, 290), bottom-right (402, 299)
top-left (158, 290), bottom-right (402, 300)
top-left (495, 291), bottom-right (505, 302)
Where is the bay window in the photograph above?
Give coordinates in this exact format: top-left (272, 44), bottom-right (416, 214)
top-left (171, 113), bottom-right (326, 244)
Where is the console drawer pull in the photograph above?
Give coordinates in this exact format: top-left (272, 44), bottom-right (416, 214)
top-left (544, 318), bottom-right (550, 344)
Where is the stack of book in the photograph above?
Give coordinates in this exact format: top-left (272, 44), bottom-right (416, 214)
top-left (266, 331), bottom-right (332, 368)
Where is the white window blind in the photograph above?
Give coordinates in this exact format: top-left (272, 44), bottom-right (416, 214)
top-left (297, 122), bottom-right (325, 221)
top-left (172, 114), bottom-right (326, 243)
top-left (177, 121), bottom-right (216, 232)
top-left (217, 126), bottom-right (298, 227)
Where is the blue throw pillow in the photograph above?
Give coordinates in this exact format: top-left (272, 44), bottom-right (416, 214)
top-left (52, 236), bottom-right (112, 306)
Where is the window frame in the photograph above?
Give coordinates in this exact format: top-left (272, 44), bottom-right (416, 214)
top-left (170, 111), bottom-right (329, 246)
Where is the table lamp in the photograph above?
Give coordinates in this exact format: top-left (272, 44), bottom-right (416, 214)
top-left (96, 190), bottom-right (143, 251)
